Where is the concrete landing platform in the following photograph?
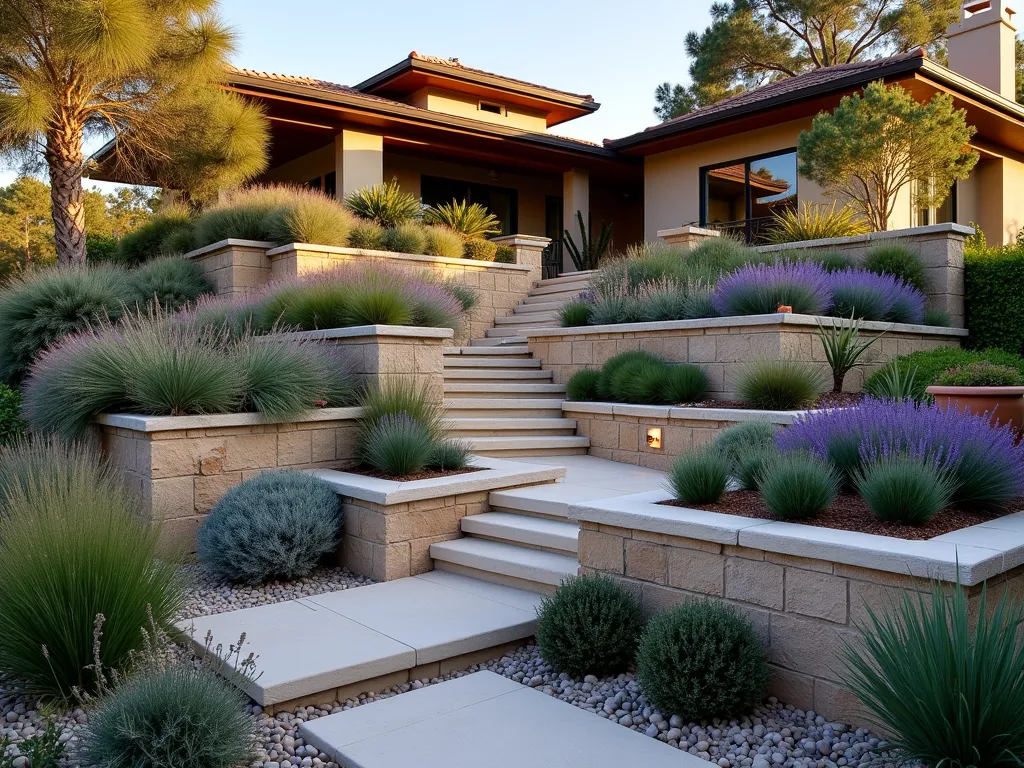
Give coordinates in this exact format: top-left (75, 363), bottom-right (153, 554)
top-left (180, 571), bottom-right (543, 708)
top-left (300, 671), bottom-right (701, 768)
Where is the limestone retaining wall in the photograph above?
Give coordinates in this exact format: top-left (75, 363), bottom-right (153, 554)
top-left (96, 409), bottom-right (362, 553)
top-left (527, 315), bottom-right (966, 400)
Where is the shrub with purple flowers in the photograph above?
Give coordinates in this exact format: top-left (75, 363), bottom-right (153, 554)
top-left (829, 269), bottom-right (925, 323)
top-left (778, 399), bottom-right (1024, 512)
top-left (712, 261), bottom-right (833, 316)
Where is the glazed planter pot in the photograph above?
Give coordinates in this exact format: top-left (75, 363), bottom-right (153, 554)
top-left (926, 385), bottom-right (1024, 432)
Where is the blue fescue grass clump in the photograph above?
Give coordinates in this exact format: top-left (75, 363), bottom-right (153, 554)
top-left (667, 446), bottom-right (730, 505)
top-left (0, 441), bottom-right (182, 698)
top-left (636, 601), bottom-right (768, 721)
top-left (854, 454), bottom-right (955, 525)
top-left (843, 582), bottom-right (1024, 767)
top-left (736, 359), bottom-right (824, 410)
top-left (361, 413), bottom-right (436, 477)
top-left (758, 452), bottom-right (839, 520)
top-left (862, 243), bottom-right (928, 293)
top-left (711, 421), bottom-right (779, 490)
top-left (197, 471), bottom-right (342, 584)
top-left (124, 257), bottom-right (212, 312)
top-left (82, 666), bottom-right (256, 768)
top-left (536, 575), bottom-right (645, 678)
top-left (712, 261), bottom-right (833, 316)
top-left (778, 398), bottom-right (1024, 511)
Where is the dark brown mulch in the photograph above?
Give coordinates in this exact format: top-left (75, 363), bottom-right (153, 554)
top-left (675, 392), bottom-right (863, 411)
top-left (347, 466), bottom-right (486, 482)
top-left (659, 490), bottom-right (1010, 540)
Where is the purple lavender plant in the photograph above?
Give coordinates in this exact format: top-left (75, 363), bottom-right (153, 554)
top-left (778, 398), bottom-right (1024, 509)
top-left (711, 261), bottom-right (833, 316)
top-left (828, 268), bottom-right (925, 324)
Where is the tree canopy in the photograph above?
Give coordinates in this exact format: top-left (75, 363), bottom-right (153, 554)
top-left (0, 0), bottom-right (269, 265)
top-left (655, 0), bottom-right (961, 120)
top-left (797, 82), bottom-right (977, 231)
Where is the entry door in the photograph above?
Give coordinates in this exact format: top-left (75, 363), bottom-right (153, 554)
top-left (544, 196), bottom-right (563, 279)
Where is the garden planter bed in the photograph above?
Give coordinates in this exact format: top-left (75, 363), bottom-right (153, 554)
top-left (95, 407), bottom-right (363, 553)
top-left (345, 466), bottom-right (487, 482)
top-left (561, 402), bottom-right (814, 471)
top-left (309, 457), bottom-right (565, 582)
top-left (528, 314), bottom-right (966, 400)
top-left (569, 489), bottom-right (1024, 726)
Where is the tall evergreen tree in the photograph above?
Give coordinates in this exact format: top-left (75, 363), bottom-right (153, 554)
top-left (0, 0), bottom-right (269, 265)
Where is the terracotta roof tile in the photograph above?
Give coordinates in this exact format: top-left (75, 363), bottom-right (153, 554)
top-left (408, 51), bottom-right (595, 102)
top-left (224, 65), bottom-right (404, 105)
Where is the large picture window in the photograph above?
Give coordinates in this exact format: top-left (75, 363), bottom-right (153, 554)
top-left (420, 175), bottom-right (518, 235)
top-left (700, 149), bottom-right (798, 242)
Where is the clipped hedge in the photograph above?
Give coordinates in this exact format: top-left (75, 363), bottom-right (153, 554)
top-left (964, 245), bottom-right (1024, 355)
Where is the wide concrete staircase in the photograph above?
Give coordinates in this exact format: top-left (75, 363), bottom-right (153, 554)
top-left (470, 271), bottom-right (595, 347)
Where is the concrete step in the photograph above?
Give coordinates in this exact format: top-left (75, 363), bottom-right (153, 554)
top-left (536, 270), bottom-right (597, 287)
top-left (485, 326), bottom-right (556, 338)
top-left (443, 346), bottom-right (530, 356)
top-left (521, 291), bottom-right (583, 306)
top-left (442, 357), bottom-right (541, 369)
top-left (444, 399), bottom-right (565, 418)
top-left (431, 538), bottom-right (578, 588)
top-left (469, 336), bottom-right (528, 346)
top-left (299, 670), bottom-right (701, 768)
top-left (463, 435), bottom-right (590, 453)
top-left (461, 512), bottom-right (578, 555)
top-left (443, 383), bottom-right (566, 397)
top-left (493, 313), bottom-right (560, 327)
top-left (513, 301), bottom-right (563, 314)
top-left (443, 369), bottom-right (552, 381)
top-left (443, 417), bottom-right (576, 434)
top-left (529, 280), bottom-right (591, 297)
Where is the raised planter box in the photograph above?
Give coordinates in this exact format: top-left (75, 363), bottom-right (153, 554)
top-left (571, 490), bottom-right (1024, 726)
top-left (563, 403), bottom-right (810, 471)
top-left (96, 408), bottom-right (362, 553)
top-left (184, 239), bottom-right (276, 295)
top-left (275, 325), bottom-right (451, 400)
top-left (527, 314), bottom-right (967, 400)
top-left (311, 458), bottom-right (566, 582)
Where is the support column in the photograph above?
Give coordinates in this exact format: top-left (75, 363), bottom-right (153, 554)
top-left (335, 127), bottom-right (384, 200)
top-left (562, 168), bottom-right (589, 273)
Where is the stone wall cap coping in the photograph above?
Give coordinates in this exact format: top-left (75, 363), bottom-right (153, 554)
top-left (311, 456), bottom-right (566, 505)
top-left (95, 407), bottom-right (363, 432)
top-left (490, 234), bottom-right (552, 248)
top-left (656, 225), bottom-right (721, 238)
top-left (183, 239), bottom-right (276, 259)
top-left (270, 324), bottom-right (454, 342)
top-left (265, 243), bottom-right (533, 272)
top-left (561, 401), bottom-right (812, 424)
top-left (570, 491), bottom-right (1023, 585)
top-left (524, 313), bottom-right (968, 338)
top-left (754, 222), bottom-right (974, 254)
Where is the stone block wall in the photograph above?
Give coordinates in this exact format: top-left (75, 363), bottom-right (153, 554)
top-left (97, 410), bottom-right (360, 553)
top-left (186, 240), bottom-right (276, 295)
top-left (577, 520), bottom-right (1024, 726)
top-left (528, 316), bottom-right (966, 400)
top-left (340, 491), bottom-right (489, 582)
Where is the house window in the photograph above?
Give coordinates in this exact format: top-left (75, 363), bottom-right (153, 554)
top-left (420, 175), bottom-right (518, 235)
top-left (324, 172), bottom-right (337, 198)
top-left (478, 101), bottom-right (505, 116)
top-left (305, 176), bottom-right (322, 192)
top-left (700, 149), bottom-right (798, 242)
top-left (915, 179), bottom-right (956, 226)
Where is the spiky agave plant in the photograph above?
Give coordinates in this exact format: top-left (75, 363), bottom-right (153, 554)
top-left (343, 180), bottom-right (420, 227)
top-left (563, 211), bottom-right (613, 271)
top-left (422, 199), bottom-right (500, 239)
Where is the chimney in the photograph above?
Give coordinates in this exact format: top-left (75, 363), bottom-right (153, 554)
top-left (946, 1), bottom-right (1017, 100)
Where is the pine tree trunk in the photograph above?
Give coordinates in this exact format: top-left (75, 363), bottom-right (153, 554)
top-left (46, 118), bottom-right (87, 266)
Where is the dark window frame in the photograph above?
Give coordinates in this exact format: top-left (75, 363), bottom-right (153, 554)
top-left (699, 147), bottom-right (798, 243)
top-left (420, 174), bottom-right (519, 235)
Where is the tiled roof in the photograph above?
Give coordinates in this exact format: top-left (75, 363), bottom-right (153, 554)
top-left (408, 51), bottom-right (595, 102)
top-left (224, 66), bottom-right (404, 106)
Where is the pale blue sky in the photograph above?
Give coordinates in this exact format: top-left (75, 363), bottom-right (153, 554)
top-left (1, 0), bottom-right (712, 189)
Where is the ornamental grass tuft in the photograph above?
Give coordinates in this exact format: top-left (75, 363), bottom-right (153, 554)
top-left (559, 300), bottom-right (592, 327)
top-left (862, 243), bottom-right (928, 294)
top-left (124, 257), bottom-right (213, 312)
top-left (535, 575), bottom-right (645, 678)
top-left (661, 364), bottom-right (709, 403)
top-left (854, 454), bottom-right (954, 525)
top-left (843, 582), bottom-right (1024, 768)
top-left (636, 601), bottom-right (767, 721)
top-left (667, 446), bottom-right (730, 505)
top-left (428, 439), bottom-right (471, 471)
top-left (360, 413), bottom-right (435, 477)
top-left (381, 222), bottom-right (428, 256)
top-left (758, 452), bottom-right (839, 520)
top-left (736, 359), bottom-right (824, 410)
top-left (197, 471), bottom-right (341, 584)
top-left (424, 225), bottom-right (465, 259)
top-left (566, 369), bottom-right (602, 401)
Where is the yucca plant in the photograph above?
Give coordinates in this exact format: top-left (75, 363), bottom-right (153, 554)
top-left (863, 363), bottom-right (922, 401)
top-left (344, 180), bottom-right (420, 227)
top-left (764, 202), bottom-right (868, 245)
top-left (816, 315), bottom-right (882, 392)
top-left (422, 200), bottom-right (500, 239)
top-left (843, 581), bottom-right (1024, 768)
top-left (563, 210), bottom-right (613, 271)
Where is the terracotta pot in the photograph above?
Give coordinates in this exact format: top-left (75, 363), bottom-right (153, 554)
top-left (925, 385), bottom-right (1024, 433)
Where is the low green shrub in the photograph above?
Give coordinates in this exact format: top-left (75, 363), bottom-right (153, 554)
top-left (0, 384), bottom-right (24, 447)
top-left (381, 222), bottom-right (427, 255)
top-left (86, 233), bottom-right (119, 263)
top-left (82, 666), bottom-right (256, 768)
top-left (424, 225), bottom-right (465, 259)
top-left (428, 439), bottom-right (471, 471)
top-left (0, 451), bottom-right (182, 697)
top-left (735, 446), bottom-right (776, 491)
top-left (494, 244), bottom-right (516, 263)
top-left (855, 455), bottom-right (953, 526)
top-left (864, 347), bottom-right (1024, 401)
top-left (636, 601), bottom-right (768, 721)
top-left (463, 238), bottom-right (498, 261)
top-left (711, 421), bottom-right (778, 467)
top-left (964, 244), bottom-right (1024, 355)
top-left (759, 453), bottom-right (839, 520)
top-left (582, 351), bottom-right (707, 405)
top-left (198, 471), bottom-right (341, 584)
top-left (667, 447), bottom-right (729, 505)
top-left (361, 413), bottom-right (435, 477)
top-left (610, 355), bottom-right (673, 405)
top-left (560, 300), bottom-right (592, 327)
top-left (344, 180), bottom-right (420, 227)
top-left (566, 369), bottom-right (602, 401)
top-left (191, 187), bottom-right (292, 246)
top-left (347, 219), bottom-right (386, 250)
top-left (863, 244), bottom-right (928, 293)
top-left (595, 351), bottom-right (661, 400)
top-left (736, 359), bottom-right (823, 410)
top-left (115, 205), bottom-right (194, 265)
top-left (268, 190), bottom-right (354, 247)
top-left (661, 364), bottom-right (709, 403)
top-left (0, 721), bottom-right (65, 767)
top-left (344, 283), bottom-right (415, 326)
top-left (238, 339), bottom-right (356, 420)
top-left (0, 266), bottom-right (128, 382)
top-left (535, 575), bottom-right (645, 678)
top-left (935, 361), bottom-right (1024, 387)
top-left (843, 582), bottom-right (1024, 767)
top-left (124, 256), bottom-right (213, 312)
